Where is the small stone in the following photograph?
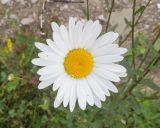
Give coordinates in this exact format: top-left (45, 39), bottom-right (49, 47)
top-left (15, 0), bottom-right (26, 5)
top-left (1, 0), bottom-right (11, 4)
top-left (60, 4), bottom-right (68, 11)
top-left (97, 15), bottom-right (105, 21)
top-left (9, 14), bottom-right (18, 20)
top-left (21, 17), bottom-right (34, 25)
top-left (157, 3), bottom-right (160, 9)
top-left (31, 0), bottom-right (38, 3)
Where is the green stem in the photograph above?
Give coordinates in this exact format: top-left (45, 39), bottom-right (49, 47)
top-left (137, 30), bottom-right (160, 69)
top-left (0, 56), bottom-right (9, 69)
top-left (122, 54), bottom-right (160, 99)
top-left (86, 0), bottom-right (90, 20)
top-left (131, 0), bottom-right (136, 77)
top-left (105, 0), bottom-right (115, 32)
top-left (119, 0), bottom-right (152, 46)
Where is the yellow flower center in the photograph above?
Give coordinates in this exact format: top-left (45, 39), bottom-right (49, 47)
top-left (64, 48), bottom-right (94, 78)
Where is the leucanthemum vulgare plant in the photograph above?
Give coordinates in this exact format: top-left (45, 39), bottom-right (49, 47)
top-left (32, 18), bottom-right (127, 111)
top-left (0, 0), bottom-right (160, 127)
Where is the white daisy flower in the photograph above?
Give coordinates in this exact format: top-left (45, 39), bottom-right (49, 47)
top-left (32, 17), bottom-right (127, 112)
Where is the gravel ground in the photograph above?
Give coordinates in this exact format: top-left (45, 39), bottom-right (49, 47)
top-left (0, 0), bottom-right (159, 38)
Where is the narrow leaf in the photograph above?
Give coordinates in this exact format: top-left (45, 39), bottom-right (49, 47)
top-left (141, 79), bottom-right (160, 91)
top-left (134, 6), bottom-right (145, 15)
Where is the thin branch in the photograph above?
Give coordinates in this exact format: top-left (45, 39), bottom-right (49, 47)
top-left (86, 0), bottom-right (90, 20)
top-left (105, 0), bottom-right (115, 32)
top-left (122, 52), bottom-right (160, 99)
top-left (119, 0), bottom-right (152, 46)
top-left (39, 0), bottom-right (47, 35)
top-left (131, 0), bottom-right (136, 75)
top-left (137, 30), bottom-right (160, 69)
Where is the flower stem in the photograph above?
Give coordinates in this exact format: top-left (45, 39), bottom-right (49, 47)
top-left (119, 0), bottom-right (152, 46)
top-left (86, 0), bottom-right (90, 20)
top-left (131, 0), bottom-right (136, 78)
top-left (122, 52), bottom-right (160, 99)
top-left (137, 30), bottom-right (160, 69)
top-left (105, 0), bottom-right (115, 32)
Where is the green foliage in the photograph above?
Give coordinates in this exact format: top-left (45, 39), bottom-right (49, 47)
top-left (6, 79), bottom-right (19, 92)
top-left (153, 38), bottom-right (160, 52)
top-left (0, 1), bottom-right (160, 127)
top-left (135, 32), bottom-right (147, 55)
top-left (141, 79), bottom-right (160, 91)
top-left (134, 6), bottom-right (145, 15)
top-left (0, 30), bottom-right (159, 128)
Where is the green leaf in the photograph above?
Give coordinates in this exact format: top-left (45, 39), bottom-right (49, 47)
top-left (20, 35), bottom-right (35, 67)
top-left (6, 79), bottom-right (19, 92)
top-left (153, 38), bottom-right (160, 52)
top-left (121, 60), bottom-right (137, 80)
top-left (124, 18), bottom-right (132, 27)
top-left (135, 32), bottom-right (147, 46)
top-left (39, 97), bottom-right (50, 110)
top-left (141, 79), bottom-right (160, 91)
top-left (82, 7), bottom-right (88, 19)
top-left (15, 33), bottom-right (28, 44)
top-left (134, 6), bottom-right (145, 15)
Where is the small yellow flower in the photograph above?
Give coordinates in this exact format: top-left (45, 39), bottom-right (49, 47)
top-left (6, 38), bottom-right (13, 52)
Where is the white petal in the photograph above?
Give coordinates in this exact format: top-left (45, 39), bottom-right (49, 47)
top-left (90, 44), bottom-right (118, 57)
top-left (95, 63), bottom-right (127, 73)
top-left (82, 79), bottom-right (94, 106)
top-left (91, 45), bottom-right (127, 57)
top-left (69, 80), bottom-right (77, 112)
top-left (52, 23), bottom-right (69, 53)
top-left (51, 22), bottom-right (60, 33)
top-left (54, 95), bottom-right (63, 108)
top-left (112, 48), bottom-right (128, 54)
top-left (114, 72), bottom-right (127, 77)
top-left (56, 76), bottom-right (70, 100)
top-left (37, 65), bottom-right (63, 75)
top-left (87, 74), bottom-right (106, 101)
top-left (94, 55), bottom-right (124, 63)
top-left (93, 95), bottom-right (102, 108)
top-left (38, 52), bottom-right (63, 63)
top-left (83, 21), bottom-right (101, 47)
top-left (53, 73), bottom-right (67, 91)
top-left (53, 32), bottom-right (68, 54)
top-left (39, 71), bottom-right (62, 81)
top-left (85, 21), bottom-right (102, 49)
top-left (74, 21), bottom-right (83, 48)
top-left (97, 76), bottom-right (118, 93)
top-left (81, 20), bottom-right (93, 46)
top-left (77, 80), bottom-right (87, 110)
top-left (92, 73), bottom-right (110, 96)
top-left (93, 67), bottom-right (120, 82)
top-left (35, 42), bottom-right (52, 52)
top-left (69, 17), bottom-right (77, 48)
top-left (60, 25), bottom-right (72, 50)
top-left (31, 58), bottom-right (53, 66)
top-left (104, 80), bottom-right (118, 93)
top-left (46, 39), bottom-right (65, 57)
top-left (91, 32), bottom-right (119, 50)
top-left (38, 78), bottom-right (54, 89)
top-left (63, 77), bottom-right (72, 107)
